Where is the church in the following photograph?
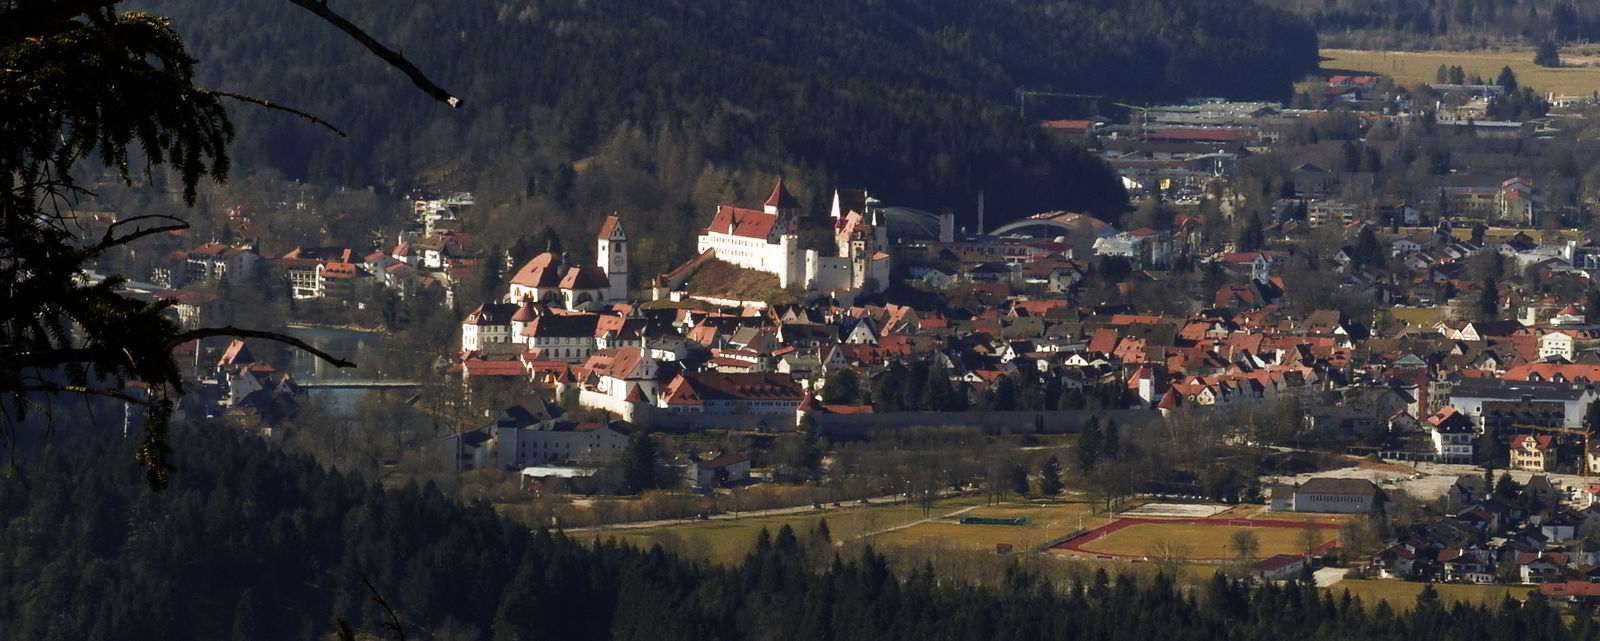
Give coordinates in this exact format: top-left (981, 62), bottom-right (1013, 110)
top-left (505, 214), bottom-right (629, 309)
top-left (690, 179), bottom-right (889, 296)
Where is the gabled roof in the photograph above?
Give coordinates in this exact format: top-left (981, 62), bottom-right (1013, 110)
top-left (598, 214), bottom-right (624, 240)
top-left (706, 205), bottom-right (777, 239)
top-left (765, 178), bottom-right (798, 210)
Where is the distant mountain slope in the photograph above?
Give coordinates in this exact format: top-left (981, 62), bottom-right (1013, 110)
top-left (137, 0), bottom-right (1315, 253)
top-left (1262, 0), bottom-right (1600, 47)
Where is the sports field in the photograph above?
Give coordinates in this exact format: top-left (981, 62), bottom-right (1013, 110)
top-left (1321, 48), bottom-right (1600, 96)
top-left (868, 501), bottom-right (1112, 552)
top-left (1056, 517), bottom-right (1340, 561)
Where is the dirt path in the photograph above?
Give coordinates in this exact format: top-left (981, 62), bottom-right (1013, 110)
top-left (838, 503), bottom-right (986, 544)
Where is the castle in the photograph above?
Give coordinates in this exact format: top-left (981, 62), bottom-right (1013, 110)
top-left (690, 179), bottom-right (890, 296)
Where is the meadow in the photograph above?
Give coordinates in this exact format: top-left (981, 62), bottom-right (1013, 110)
top-left (1331, 579), bottom-right (1532, 607)
top-left (1321, 48), bottom-right (1600, 96)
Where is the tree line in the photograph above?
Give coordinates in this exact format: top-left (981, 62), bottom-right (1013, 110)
top-left (0, 427), bottom-right (1593, 640)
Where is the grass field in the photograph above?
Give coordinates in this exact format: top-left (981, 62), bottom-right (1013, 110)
top-left (1331, 579), bottom-right (1532, 607)
top-left (1321, 48), bottom-right (1600, 96)
top-left (868, 500), bottom-right (1113, 552)
top-left (603, 495), bottom-right (989, 564)
top-left (1075, 521), bottom-right (1336, 560)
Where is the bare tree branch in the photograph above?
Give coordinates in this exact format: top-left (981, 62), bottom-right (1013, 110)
top-left (286, 0), bottom-right (463, 109)
top-left (95, 214), bottom-right (189, 251)
top-left (199, 89), bottom-right (348, 137)
top-left (362, 576), bottom-right (408, 641)
top-left (167, 326), bottom-right (358, 369)
top-left (11, 384), bottom-right (151, 406)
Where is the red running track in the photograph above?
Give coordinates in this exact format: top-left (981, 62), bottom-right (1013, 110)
top-left (1051, 517), bottom-right (1343, 560)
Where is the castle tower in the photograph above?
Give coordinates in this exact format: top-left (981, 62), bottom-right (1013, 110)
top-left (764, 177), bottom-right (800, 234)
top-left (764, 179), bottom-right (804, 287)
top-left (597, 214), bottom-right (628, 300)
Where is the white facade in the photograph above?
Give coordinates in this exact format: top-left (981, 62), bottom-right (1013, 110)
top-left (496, 423), bottom-right (631, 467)
top-left (1540, 332), bottom-right (1575, 361)
top-left (693, 181), bottom-right (889, 294)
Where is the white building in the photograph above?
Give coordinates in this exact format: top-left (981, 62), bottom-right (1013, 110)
top-left (691, 179), bottom-right (889, 294)
top-left (1540, 331), bottom-right (1576, 361)
top-left (460, 302), bottom-right (519, 352)
top-left (490, 404), bottom-right (633, 467)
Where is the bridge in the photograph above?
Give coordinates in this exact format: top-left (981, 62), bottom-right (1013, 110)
top-left (296, 379), bottom-right (421, 389)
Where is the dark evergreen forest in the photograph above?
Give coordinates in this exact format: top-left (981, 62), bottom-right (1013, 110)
top-left (1, 428), bottom-right (1595, 641)
top-left (1265, 0), bottom-right (1600, 46)
top-left (129, 0), bottom-right (1315, 239)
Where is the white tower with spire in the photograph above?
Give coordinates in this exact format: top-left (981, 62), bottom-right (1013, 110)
top-left (597, 214), bottom-right (628, 301)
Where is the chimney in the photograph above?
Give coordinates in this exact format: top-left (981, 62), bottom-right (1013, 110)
top-left (939, 208), bottom-right (955, 244)
top-left (977, 192), bottom-right (986, 235)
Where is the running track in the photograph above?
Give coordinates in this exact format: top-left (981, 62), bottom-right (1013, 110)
top-left (1051, 517), bottom-right (1343, 560)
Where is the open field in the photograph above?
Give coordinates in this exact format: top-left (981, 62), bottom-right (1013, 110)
top-left (600, 495), bottom-right (988, 564)
top-left (868, 500), bottom-right (1113, 552)
top-left (1070, 519), bottom-right (1338, 560)
top-left (1331, 579), bottom-right (1532, 607)
top-left (1322, 48), bottom-right (1600, 96)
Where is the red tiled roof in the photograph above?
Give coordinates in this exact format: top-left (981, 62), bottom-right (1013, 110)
top-left (598, 214), bottom-right (623, 240)
top-left (706, 205), bottom-right (777, 239)
top-left (1039, 119), bottom-right (1095, 131)
top-left (508, 252), bottom-right (563, 289)
top-left (765, 178), bottom-right (798, 209)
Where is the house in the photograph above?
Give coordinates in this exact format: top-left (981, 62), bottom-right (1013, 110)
top-left (1270, 477), bottom-right (1384, 513)
top-left (658, 372), bottom-right (806, 420)
top-left (1510, 434), bottom-right (1556, 472)
top-left (1539, 331), bottom-right (1576, 361)
top-left (460, 302), bottom-right (520, 352)
top-left (1427, 406), bottom-right (1476, 464)
top-left (183, 243), bottom-right (261, 283)
top-left (695, 453), bottom-right (753, 488)
top-left (1539, 581), bottom-right (1600, 610)
top-left (493, 406), bottom-right (633, 467)
top-left (1252, 554), bottom-right (1307, 581)
top-left (1517, 552), bottom-right (1569, 583)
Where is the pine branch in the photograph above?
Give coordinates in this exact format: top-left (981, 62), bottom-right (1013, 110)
top-left (285, 0), bottom-right (462, 109)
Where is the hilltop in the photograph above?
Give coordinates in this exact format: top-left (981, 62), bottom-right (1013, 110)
top-left (138, 0), bottom-right (1317, 257)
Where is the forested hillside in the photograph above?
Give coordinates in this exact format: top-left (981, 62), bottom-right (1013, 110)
top-left (1265, 0), bottom-right (1600, 48)
top-left (0, 429), bottom-right (1590, 640)
top-left (133, 0), bottom-right (1315, 253)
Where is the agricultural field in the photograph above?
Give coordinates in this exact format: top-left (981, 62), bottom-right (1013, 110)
top-left (1321, 48), bottom-right (1600, 96)
top-left (1331, 579), bottom-right (1532, 607)
top-left (1068, 519), bottom-right (1338, 560)
top-left (601, 495), bottom-right (989, 564)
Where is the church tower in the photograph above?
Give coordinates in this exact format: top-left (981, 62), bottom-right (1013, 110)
top-left (597, 214), bottom-right (628, 300)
